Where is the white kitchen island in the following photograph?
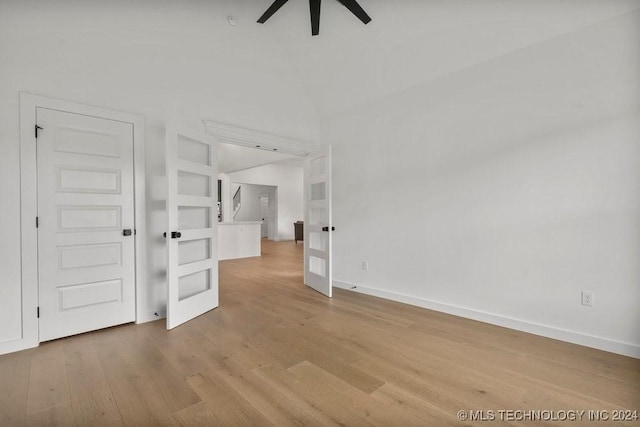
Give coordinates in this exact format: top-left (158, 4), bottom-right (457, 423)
top-left (218, 221), bottom-right (262, 260)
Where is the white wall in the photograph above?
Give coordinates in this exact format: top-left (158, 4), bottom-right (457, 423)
top-left (229, 163), bottom-right (304, 241)
top-left (324, 10), bottom-right (640, 356)
top-left (234, 184), bottom-right (275, 222)
top-left (0, 0), bottom-right (318, 350)
top-left (233, 184), bottom-right (277, 239)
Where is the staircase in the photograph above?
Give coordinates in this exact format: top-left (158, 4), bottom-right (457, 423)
top-left (232, 185), bottom-right (241, 219)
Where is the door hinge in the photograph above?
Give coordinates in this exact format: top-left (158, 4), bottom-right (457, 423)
top-left (36, 216), bottom-right (39, 228)
top-left (35, 125), bottom-right (43, 139)
top-left (37, 307), bottom-right (40, 318)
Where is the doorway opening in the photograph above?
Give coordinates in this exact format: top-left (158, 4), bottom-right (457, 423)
top-left (206, 119), bottom-right (333, 299)
top-left (216, 142), bottom-right (304, 285)
top-left (217, 142), bottom-right (304, 243)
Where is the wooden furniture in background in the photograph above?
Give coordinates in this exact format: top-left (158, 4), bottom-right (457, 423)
top-left (294, 221), bottom-right (304, 243)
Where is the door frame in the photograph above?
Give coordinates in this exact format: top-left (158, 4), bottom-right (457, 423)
top-left (256, 190), bottom-right (278, 240)
top-left (16, 93), bottom-right (146, 353)
top-left (204, 120), bottom-right (334, 296)
top-left (257, 193), bottom-right (269, 238)
top-left (204, 119), bottom-right (313, 244)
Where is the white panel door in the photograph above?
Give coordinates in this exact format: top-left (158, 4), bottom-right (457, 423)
top-left (37, 108), bottom-right (136, 342)
top-left (259, 195), bottom-right (269, 238)
top-left (166, 125), bottom-right (219, 330)
top-left (304, 146), bottom-right (332, 297)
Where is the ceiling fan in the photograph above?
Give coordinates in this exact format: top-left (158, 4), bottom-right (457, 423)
top-left (257, 0), bottom-right (372, 36)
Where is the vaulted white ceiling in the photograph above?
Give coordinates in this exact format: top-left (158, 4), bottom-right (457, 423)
top-left (218, 142), bottom-right (301, 174)
top-left (217, 0), bottom-right (639, 171)
top-left (252, 0), bottom-right (640, 117)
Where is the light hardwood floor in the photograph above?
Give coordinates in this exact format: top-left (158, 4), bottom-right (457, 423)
top-left (1, 240), bottom-right (639, 426)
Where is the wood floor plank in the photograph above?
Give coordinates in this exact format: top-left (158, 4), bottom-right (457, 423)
top-left (249, 322), bottom-right (385, 393)
top-left (92, 326), bottom-right (195, 425)
top-left (63, 334), bottom-right (123, 426)
top-left (171, 400), bottom-right (224, 426)
top-left (409, 314), bottom-right (640, 386)
top-left (243, 324), bottom-right (308, 369)
top-left (352, 353), bottom-right (524, 417)
top-left (26, 341), bottom-right (70, 415)
top-left (0, 349), bottom-right (33, 425)
top-left (283, 360), bottom-right (456, 427)
top-left (254, 363), bottom-right (375, 426)
top-left (403, 325), bottom-right (640, 409)
top-left (92, 331), bottom-right (167, 425)
top-left (25, 402), bottom-right (76, 426)
top-left (134, 334), bottom-right (203, 413)
top-left (188, 312), bottom-right (250, 358)
top-left (146, 327), bottom-right (226, 379)
top-left (182, 373), bottom-right (272, 425)
top-left (370, 383), bottom-right (462, 426)
top-left (249, 293), bottom-right (320, 326)
top-left (216, 356), bottom-right (325, 426)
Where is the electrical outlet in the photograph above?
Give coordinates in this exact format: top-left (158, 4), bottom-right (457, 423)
top-left (361, 261), bottom-right (368, 271)
top-left (581, 291), bottom-right (594, 307)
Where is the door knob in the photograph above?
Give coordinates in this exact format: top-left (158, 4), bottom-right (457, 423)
top-left (163, 231), bottom-right (182, 239)
top-left (322, 226), bottom-right (335, 232)
top-left (123, 229), bottom-right (133, 236)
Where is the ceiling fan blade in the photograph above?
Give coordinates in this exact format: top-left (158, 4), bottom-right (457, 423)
top-left (310, 0), bottom-right (321, 35)
top-left (257, 0), bottom-right (290, 24)
top-left (337, 0), bottom-right (371, 24)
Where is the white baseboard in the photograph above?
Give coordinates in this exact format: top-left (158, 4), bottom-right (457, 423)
top-left (0, 337), bottom-right (39, 356)
top-left (1, 310), bottom-right (164, 355)
top-left (333, 280), bottom-right (640, 359)
top-left (137, 309), bottom-right (166, 324)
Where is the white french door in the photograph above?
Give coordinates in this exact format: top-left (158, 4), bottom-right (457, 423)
top-left (304, 146), bottom-right (333, 297)
top-left (36, 108), bottom-right (136, 341)
top-left (165, 124), bottom-right (219, 330)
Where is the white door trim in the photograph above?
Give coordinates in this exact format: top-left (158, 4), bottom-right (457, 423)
top-left (204, 120), bottom-right (310, 244)
top-left (204, 120), bottom-right (316, 155)
top-left (257, 193), bottom-right (270, 238)
top-left (10, 93), bottom-right (146, 354)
